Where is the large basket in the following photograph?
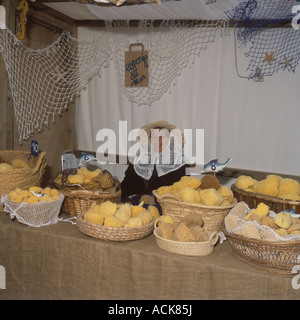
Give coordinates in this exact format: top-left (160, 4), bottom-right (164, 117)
top-left (1, 193), bottom-right (64, 227)
top-left (154, 221), bottom-right (219, 256)
top-left (60, 184), bottom-right (121, 217)
top-left (223, 222), bottom-right (300, 274)
top-left (231, 184), bottom-right (300, 214)
top-left (0, 151), bottom-right (47, 210)
top-left (77, 212), bottom-right (154, 241)
top-left (153, 190), bottom-right (237, 232)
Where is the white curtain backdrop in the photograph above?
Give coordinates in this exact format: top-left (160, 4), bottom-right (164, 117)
top-left (75, 26), bottom-right (300, 181)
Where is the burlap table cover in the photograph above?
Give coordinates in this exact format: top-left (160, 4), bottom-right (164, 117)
top-left (0, 212), bottom-right (299, 300)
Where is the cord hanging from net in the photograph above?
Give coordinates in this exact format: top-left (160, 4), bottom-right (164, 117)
top-left (0, 20), bottom-right (228, 143)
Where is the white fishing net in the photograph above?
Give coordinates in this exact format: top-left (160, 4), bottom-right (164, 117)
top-left (225, 201), bottom-right (300, 242)
top-left (0, 20), bottom-right (229, 143)
top-left (1, 193), bottom-right (65, 227)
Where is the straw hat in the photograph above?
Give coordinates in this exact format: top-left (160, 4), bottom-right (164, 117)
top-left (138, 120), bottom-right (184, 148)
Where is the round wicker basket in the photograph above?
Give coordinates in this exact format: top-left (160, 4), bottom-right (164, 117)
top-left (0, 151), bottom-right (47, 210)
top-left (1, 193), bottom-right (64, 227)
top-left (60, 186), bottom-right (121, 217)
top-left (153, 190), bottom-right (237, 232)
top-left (77, 212), bottom-right (154, 241)
top-left (223, 222), bottom-right (300, 274)
top-left (231, 184), bottom-right (300, 214)
top-left (153, 222), bottom-right (219, 256)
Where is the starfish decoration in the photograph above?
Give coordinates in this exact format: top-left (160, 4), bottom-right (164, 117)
top-left (263, 52), bottom-right (276, 65)
top-left (279, 55), bottom-right (294, 71)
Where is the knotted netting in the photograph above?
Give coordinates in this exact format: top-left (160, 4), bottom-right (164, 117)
top-left (0, 19), bottom-right (228, 143)
top-left (227, 0), bottom-right (300, 79)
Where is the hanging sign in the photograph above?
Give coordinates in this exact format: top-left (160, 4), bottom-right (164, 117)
top-left (125, 43), bottom-right (149, 87)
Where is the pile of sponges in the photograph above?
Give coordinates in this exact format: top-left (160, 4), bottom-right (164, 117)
top-left (54, 168), bottom-right (116, 192)
top-left (0, 159), bottom-right (30, 171)
top-left (8, 186), bottom-right (60, 204)
top-left (235, 174), bottom-right (300, 201)
top-left (225, 202), bottom-right (300, 241)
top-left (158, 213), bottom-right (210, 242)
top-left (83, 201), bottom-right (160, 228)
top-left (156, 175), bottom-right (235, 207)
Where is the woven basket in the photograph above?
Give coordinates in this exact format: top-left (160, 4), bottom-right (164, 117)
top-left (0, 151), bottom-right (47, 210)
top-left (1, 193), bottom-right (64, 227)
top-left (153, 190), bottom-right (237, 232)
top-left (231, 184), bottom-right (300, 214)
top-left (60, 184), bottom-right (121, 217)
top-left (154, 221), bottom-right (219, 256)
top-left (77, 212), bottom-right (155, 241)
top-left (223, 222), bottom-right (300, 274)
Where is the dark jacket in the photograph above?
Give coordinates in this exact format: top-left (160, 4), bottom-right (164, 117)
top-left (121, 163), bottom-right (187, 203)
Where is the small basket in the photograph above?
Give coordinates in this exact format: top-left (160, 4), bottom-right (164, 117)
top-left (153, 221), bottom-right (219, 256)
top-left (1, 193), bottom-right (64, 227)
top-left (153, 190), bottom-right (237, 232)
top-left (0, 151), bottom-right (47, 209)
top-left (223, 222), bottom-right (300, 274)
top-left (60, 186), bottom-right (121, 217)
top-left (231, 184), bottom-right (300, 214)
top-left (77, 212), bottom-right (154, 241)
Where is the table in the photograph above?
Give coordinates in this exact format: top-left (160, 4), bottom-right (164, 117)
top-left (0, 212), bottom-right (299, 300)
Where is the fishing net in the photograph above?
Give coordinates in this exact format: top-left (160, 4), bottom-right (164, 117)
top-left (227, 0), bottom-right (300, 79)
top-left (0, 19), bottom-right (228, 143)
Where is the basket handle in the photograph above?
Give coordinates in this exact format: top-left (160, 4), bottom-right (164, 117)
top-left (208, 231), bottom-right (219, 246)
top-left (32, 152), bottom-right (47, 175)
top-left (160, 193), bottom-right (182, 202)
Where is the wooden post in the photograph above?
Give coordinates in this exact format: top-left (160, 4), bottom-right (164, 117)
top-left (0, 0), bottom-right (16, 150)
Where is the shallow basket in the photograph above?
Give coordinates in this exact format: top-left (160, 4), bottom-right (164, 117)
top-left (153, 190), bottom-right (237, 232)
top-left (222, 222), bottom-right (300, 275)
top-left (59, 178), bottom-right (121, 217)
top-left (154, 222), bottom-right (219, 256)
top-left (231, 184), bottom-right (300, 214)
top-left (1, 193), bottom-right (64, 227)
top-left (0, 151), bottom-right (47, 209)
top-left (77, 212), bottom-right (154, 241)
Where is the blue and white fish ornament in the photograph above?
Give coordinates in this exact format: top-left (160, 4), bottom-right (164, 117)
top-left (201, 158), bottom-right (232, 174)
top-left (78, 152), bottom-right (102, 171)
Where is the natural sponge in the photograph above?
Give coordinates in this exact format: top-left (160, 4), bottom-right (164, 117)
top-left (199, 188), bottom-right (224, 206)
top-left (218, 185), bottom-right (234, 202)
top-left (236, 175), bottom-right (256, 190)
top-left (173, 222), bottom-right (196, 242)
top-left (0, 163), bottom-right (13, 171)
top-left (178, 187), bottom-right (200, 204)
top-left (98, 201), bottom-right (117, 217)
top-left (274, 211), bottom-right (292, 229)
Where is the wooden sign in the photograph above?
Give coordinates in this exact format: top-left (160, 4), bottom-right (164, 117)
top-left (125, 43), bottom-right (149, 87)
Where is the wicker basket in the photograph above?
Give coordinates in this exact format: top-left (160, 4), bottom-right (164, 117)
top-left (1, 193), bottom-right (64, 227)
top-left (0, 151), bottom-right (47, 210)
top-left (223, 222), bottom-right (300, 274)
top-left (231, 184), bottom-right (300, 214)
top-left (77, 212), bottom-right (155, 241)
top-left (154, 221), bottom-right (219, 256)
top-left (153, 190), bottom-right (237, 232)
top-left (60, 184), bottom-right (121, 217)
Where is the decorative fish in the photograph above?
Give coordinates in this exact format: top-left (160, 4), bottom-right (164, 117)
top-left (78, 152), bottom-right (102, 171)
top-left (61, 151), bottom-right (101, 171)
top-left (201, 158), bottom-right (232, 174)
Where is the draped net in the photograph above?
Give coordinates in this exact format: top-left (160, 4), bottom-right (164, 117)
top-left (0, 20), bottom-right (228, 143)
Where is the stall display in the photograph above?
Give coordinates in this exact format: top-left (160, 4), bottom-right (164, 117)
top-left (232, 174), bottom-right (300, 213)
top-left (153, 175), bottom-right (237, 232)
top-left (77, 201), bottom-right (155, 241)
top-left (51, 168), bottom-right (121, 217)
top-left (223, 201), bottom-right (300, 274)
